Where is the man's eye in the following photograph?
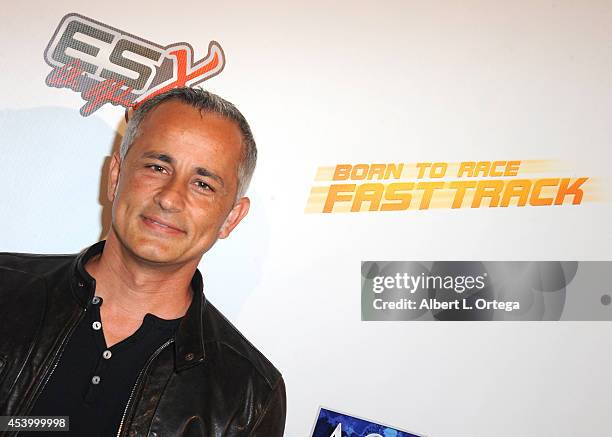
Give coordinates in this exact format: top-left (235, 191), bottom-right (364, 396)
top-left (195, 180), bottom-right (214, 192)
top-left (147, 164), bottom-right (167, 173)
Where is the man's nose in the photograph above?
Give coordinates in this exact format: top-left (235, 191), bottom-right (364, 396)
top-left (154, 176), bottom-right (186, 212)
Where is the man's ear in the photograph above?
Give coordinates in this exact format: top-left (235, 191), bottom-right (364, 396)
top-left (107, 152), bottom-right (122, 203)
top-left (218, 197), bottom-right (250, 239)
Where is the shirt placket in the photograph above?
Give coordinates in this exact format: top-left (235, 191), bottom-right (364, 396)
top-left (84, 295), bottom-right (113, 404)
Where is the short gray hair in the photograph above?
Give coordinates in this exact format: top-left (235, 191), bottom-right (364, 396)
top-left (120, 87), bottom-right (257, 198)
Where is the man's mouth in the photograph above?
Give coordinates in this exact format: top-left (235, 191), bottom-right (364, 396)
top-left (141, 215), bottom-right (185, 234)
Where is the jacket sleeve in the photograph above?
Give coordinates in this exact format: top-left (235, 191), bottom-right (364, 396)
top-left (248, 376), bottom-right (287, 437)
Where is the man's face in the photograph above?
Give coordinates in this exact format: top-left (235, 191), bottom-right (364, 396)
top-left (107, 100), bottom-right (250, 267)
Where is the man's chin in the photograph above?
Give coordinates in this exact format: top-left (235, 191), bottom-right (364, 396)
top-left (124, 239), bottom-right (187, 265)
top-left (109, 226), bottom-right (205, 267)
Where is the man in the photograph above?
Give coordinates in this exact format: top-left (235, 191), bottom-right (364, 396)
top-left (0, 87), bottom-right (286, 436)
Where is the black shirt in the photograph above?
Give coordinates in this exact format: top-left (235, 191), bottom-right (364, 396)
top-left (26, 296), bottom-right (181, 436)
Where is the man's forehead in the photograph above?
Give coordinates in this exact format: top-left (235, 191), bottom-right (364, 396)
top-left (136, 100), bottom-right (243, 148)
top-left (140, 100), bottom-right (227, 128)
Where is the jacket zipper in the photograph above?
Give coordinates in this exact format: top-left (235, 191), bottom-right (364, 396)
top-left (116, 338), bottom-right (175, 437)
top-left (17, 307), bottom-right (86, 418)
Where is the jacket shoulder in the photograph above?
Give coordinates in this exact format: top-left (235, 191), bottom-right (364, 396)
top-left (203, 301), bottom-right (282, 389)
top-left (0, 250), bottom-right (76, 279)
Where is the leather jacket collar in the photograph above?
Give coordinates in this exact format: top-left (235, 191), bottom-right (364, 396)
top-left (70, 240), bottom-right (206, 372)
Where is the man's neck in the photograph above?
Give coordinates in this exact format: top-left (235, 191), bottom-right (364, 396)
top-left (84, 234), bottom-right (195, 322)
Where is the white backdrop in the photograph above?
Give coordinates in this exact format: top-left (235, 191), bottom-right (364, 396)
top-left (1, 1), bottom-right (611, 436)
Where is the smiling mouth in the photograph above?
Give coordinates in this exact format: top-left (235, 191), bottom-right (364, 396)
top-left (141, 216), bottom-right (185, 234)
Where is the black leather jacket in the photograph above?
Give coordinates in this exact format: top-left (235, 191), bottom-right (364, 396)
top-left (0, 241), bottom-right (286, 436)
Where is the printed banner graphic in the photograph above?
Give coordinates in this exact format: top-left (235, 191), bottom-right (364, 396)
top-left (43, 13), bottom-right (225, 116)
top-left (311, 408), bottom-right (423, 437)
top-left (362, 261), bottom-right (612, 321)
top-left (307, 160), bottom-right (596, 213)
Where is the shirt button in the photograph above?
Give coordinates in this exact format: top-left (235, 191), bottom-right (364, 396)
top-left (78, 281), bottom-right (85, 287)
top-left (102, 350), bottom-right (112, 359)
top-left (92, 296), bottom-right (101, 305)
top-left (91, 376), bottom-right (101, 385)
top-left (92, 321), bottom-right (102, 330)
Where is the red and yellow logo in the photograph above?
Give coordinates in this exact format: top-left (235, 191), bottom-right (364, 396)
top-left (306, 160), bottom-right (597, 213)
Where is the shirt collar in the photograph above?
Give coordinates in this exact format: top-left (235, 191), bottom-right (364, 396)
top-left (71, 240), bottom-right (206, 371)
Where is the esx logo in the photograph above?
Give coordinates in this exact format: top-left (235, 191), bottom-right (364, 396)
top-left (44, 13), bottom-right (225, 116)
